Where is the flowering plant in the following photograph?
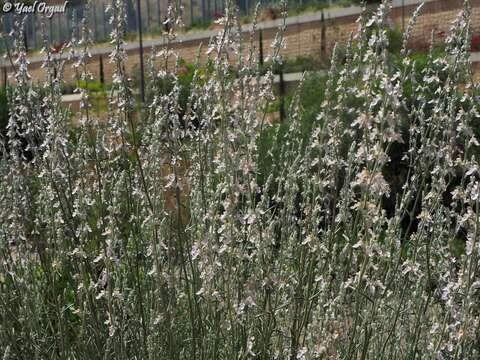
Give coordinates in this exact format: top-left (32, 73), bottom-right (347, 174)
top-left (0, 1), bottom-right (479, 359)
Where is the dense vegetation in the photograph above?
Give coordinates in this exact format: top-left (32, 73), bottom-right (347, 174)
top-left (1, 1), bottom-right (480, 359)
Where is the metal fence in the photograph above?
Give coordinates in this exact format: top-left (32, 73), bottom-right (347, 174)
top-left (0, 0), bottom-right (347, 53)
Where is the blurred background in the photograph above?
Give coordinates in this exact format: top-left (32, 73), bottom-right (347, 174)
top-left (0, 0), bottom-right (367, 53)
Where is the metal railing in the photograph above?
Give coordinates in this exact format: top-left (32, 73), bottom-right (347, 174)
top-left (0, 0), bottom-right (351, 53)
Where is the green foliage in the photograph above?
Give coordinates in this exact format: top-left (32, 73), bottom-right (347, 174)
top-left (297, 71), bottom-right (327, 124)
top-left (147, 60), bottom-right (196, 116)
top-left (283, 55), bottom-right (319, 73)
top-left (387, 26), bottom-right (403, 53)
top-left (76, 79), bottom-right (108, 93)
top-left (188, 20), bottom-right (213, 31)
top-left (2, 2), bottom-right (480, 359)
top-left (351, 0), bottom-right (381, 4)
top-left (0, 87), bottom-right (7, 139)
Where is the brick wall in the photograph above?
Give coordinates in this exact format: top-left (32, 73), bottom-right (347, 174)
top-left (4, 0), bottom-right (480, 86)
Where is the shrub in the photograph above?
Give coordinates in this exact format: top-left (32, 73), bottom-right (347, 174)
top-left (0, 87), bottom-right (7, 140)
top-left (1, 1), bottom-right (480, 359)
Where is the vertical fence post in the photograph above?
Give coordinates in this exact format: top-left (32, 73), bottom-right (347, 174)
top-left (136, 0), bottom-right (146, 102)
top-left (156, 0), bottom-right (162, 29)
top-left (64, 11), bottom-right (68, 42)
top-left (49, 17), bottom-right (53, 44)
top-left (1, 17), bottom-right (6, 54)
top-left (201, 0), bottom-right (206, 24)
top-left (31, 15), bottom-right (36, 50)
top-left (67, 9), bottom-right (71, 42)
top-left (93, 2), bottom-right (98, 42)
top-left (27, 15), bottom-right (31, 51)
top-left (145, 0), bottom-right (150, 33)
top-left (57, 13), bottom-right (61, 44)
top-left (99, 55), bottom-right (105, 85)
top-left (157, 0), bottom-right (161, 30)
top-left (179, 0), bottom-right (183, 26)
top-left (126, 0), bottom-right (137, 35)
top-left (23, 19), bottom-right (28, 53)
top-left (320, 10), bottom-right (326, 58)
top-left (190, 0), bottom-right (194, 27)
top-left (102, 4), bottom-right (107, 41)
top-left (207, 0), bottom-right (210, 23)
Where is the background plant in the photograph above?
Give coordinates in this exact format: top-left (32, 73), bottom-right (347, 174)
top-left (1, 1), bottom-right (480, 359)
